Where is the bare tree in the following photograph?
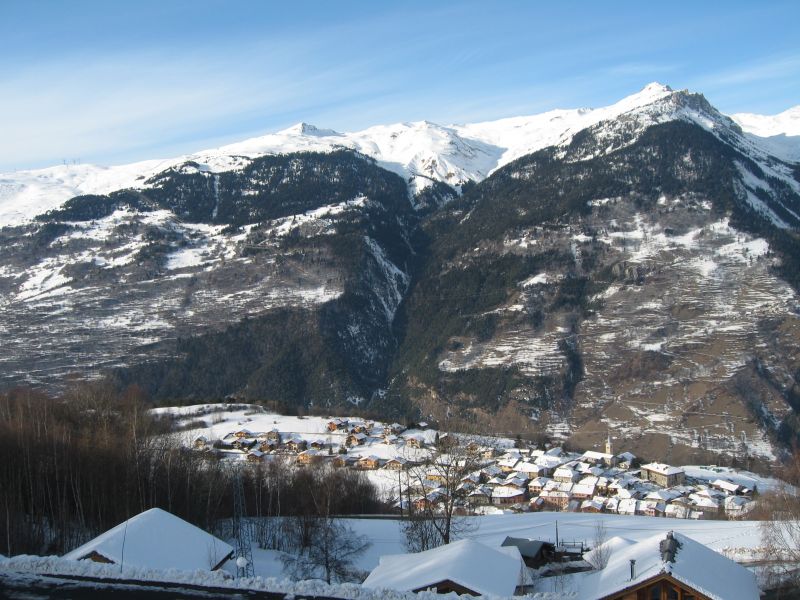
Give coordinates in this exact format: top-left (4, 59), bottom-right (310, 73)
top-left (403, 441), bottom-right (480, 550)
top-left (759, 453), bottom-right (800, 590)
top-left (281, 463), bottom-right (371, 583)
top-left (281, 518), bottom-right (369, 583)
top-left (586, 520), bottom-right (610, 570)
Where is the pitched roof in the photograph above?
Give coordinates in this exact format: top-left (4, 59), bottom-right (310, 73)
top-left (362, 539), bottom-right (523, 597)
top-left (642, 462), bottom-right (684, 476)
top-left (63, 508), bottom-right (233, 572)
top-left (578, 531), bottom-right (759, 600)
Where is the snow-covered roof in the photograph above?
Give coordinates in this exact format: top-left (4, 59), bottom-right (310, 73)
top-left (63, 508), bottom-right (233, 572)
top-left (582, 450), bottom-right (614, 461)
top-left (363, 539), bottom-right (524, 597)
top-left (642, 462), bottom-right (684, 476)
top-left (578, 531), bottom-right (759, 600)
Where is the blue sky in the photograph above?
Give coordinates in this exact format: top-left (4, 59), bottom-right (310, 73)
top-left (1, 0), bottom-right (799, 171)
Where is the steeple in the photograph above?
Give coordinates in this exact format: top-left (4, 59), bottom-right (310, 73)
top-left (605, 431), bottom-right (613, 456)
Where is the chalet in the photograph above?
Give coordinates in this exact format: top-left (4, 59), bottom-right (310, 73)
top-left (246, 449), bottom-right (265, 463)
top-left (528, 477), bottom-right (551, 495)
top-left (390, 423), bottom-right (406, 434)
top-left (578, 531), bottom-right (759, 600)
top-left (405, 435), bottom-right (426, 448)
top-left (63, 508), bottom-right (233, 572)
top-left (265, 429), bottom-right (281, 444)
top-left (712, 478), bottom-right (747, 495)
top-left (616, 451), bottom-right (636, 469)
top-left (571, 482), bottom-right (596, 500)
top-left (467, 486), bottom-right (492, 506)
top-left (297, 449), bottom-right (324, 465)
top-left (284, 438), bottom-right (307, 453)
top-left (309, 438), bottom-right (327, 450)
top-left (233, 428), bottom-right (255, 439)
top-left (491, 485), bottom-right (527, 505)
top-left (349, 421), bottom-right (368, 434)
top-left (333, 455), bottom-right (359, 468)
top-left (327, 418), bottom-right (347, 432)
top-left (500, 536), bottom-right (556, 569)
top-left (538, 490), bottom-right (570, 511)
top-left (347, 432), bottom-right (368, 446)
top-left (385, 457), bottom-right (409, 470)
top-left (383, 434), bottom-right (399, 445)
top-left (258, 440), bottom-right (277, 453)
top-left (358, 456), bottom-right (382, 470)
top-left (193, 436), bottom-right (208, 450)
top-left (497, 457), bottom-right (520, 473)
top-left (553, 466), bottom-right (579, 483)
top-left (231, 437), bottom-right (255, 451)
top-left (580, 497), bottom-right (606, 513)
top-left (641, 463), bottom-right (685, 488)
top-left (581, 450), bottom-right (616, 467)
top-left (363, 539), bottom-right (525, 597)
top-left (724, 495), bottom-right (753, 519)
top-left (514, 461), bottom-right (541, 476)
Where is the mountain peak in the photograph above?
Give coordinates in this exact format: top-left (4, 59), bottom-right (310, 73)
top-left (281, 122), bottom-right (340, 137)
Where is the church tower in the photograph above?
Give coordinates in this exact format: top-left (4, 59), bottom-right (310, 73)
top-left (605, 431), bottom-right (613, 456)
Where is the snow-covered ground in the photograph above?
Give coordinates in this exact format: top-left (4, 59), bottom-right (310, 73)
top-left (0, 512), bottom-right (774, 599)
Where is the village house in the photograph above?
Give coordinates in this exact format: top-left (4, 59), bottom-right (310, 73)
top-left (297, 449), bottom-right (324, 465)
top-left (327, 418), bottom-right (347, 432)
top-left (578, 531), bottom-right (759, 600)
top-left (63, 508), bottom-right (233, 572)
top-left (712, 478), bottom-right (748, 495)
top-left (283, 437), bottom-right (307, 453)
top-left (265, 428), bottom-right (281, 444)
top-left (528, 476), bottom-right (551, 495)
top-left (258, 440), bottom-right (278, 453)
top-left (537, 490), bottom-right (571, 511)
top-left (246, 449), bottom-right (265, 463)
top-left (553, 465), bottom-right (579, 483)
top-left (580, 450), bottom-right (617, 468)
top-left (580, 497), bottom-right (606, 513)
top-left (231, 437), bottom-right (256, 451)
top-left (491, 485), bottom-right (527, 506)
top-left (405, 435), bottom-right (426, 449)
top-left (467, 486), bottom-right (492, 506)
top-left (193, 435), bottom-right (208, 450)
top-left (333, 455), bottom-right (359, 468)
top-left (641, 462), bottom-right (685, 487)
top-left (363, 539), bottom-right (526, 597)
top-left (384, 457), bottom-right (409, 470)
top-left (358, 455), bottom-right (382, 470)
top-left (233, 428), bottom-right (255, 439)
top-left (347, 432), bottom-right (368, 446)
top-left (309, 438), bottom-right (327, 450)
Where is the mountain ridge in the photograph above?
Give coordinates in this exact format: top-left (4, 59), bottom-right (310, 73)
top-left (3, 82), bottom-right (798, 227)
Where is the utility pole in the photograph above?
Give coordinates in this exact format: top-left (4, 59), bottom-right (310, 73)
top-left (232, 468), bottom-right (254, 578)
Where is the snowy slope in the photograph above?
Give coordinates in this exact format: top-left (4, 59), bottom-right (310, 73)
top-left (731, 105), bottom-right (800, 163)
top-left (3, 82), bottom-right (796, 228)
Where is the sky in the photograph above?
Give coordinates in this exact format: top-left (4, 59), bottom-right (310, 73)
top-left (1, 0), bottom-right (799, 172)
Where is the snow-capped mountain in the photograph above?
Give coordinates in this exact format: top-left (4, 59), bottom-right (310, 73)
top-left (1, 83), bottom-right (799, 465)
top-left (4, 82), bottom-right (796, 226)
top-left (731, 105), bottom-right (800, 163)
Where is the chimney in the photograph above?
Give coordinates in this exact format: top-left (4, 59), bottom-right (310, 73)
top-left (629, 559), bottom-right (636, 580)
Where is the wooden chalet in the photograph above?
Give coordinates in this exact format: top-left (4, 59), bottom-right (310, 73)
top-left (358, 456), bottom-right (382, 470)
top-left (578, 531), bottom-right (759, 600)
top-left (385, 457), bottom-right (409, 470)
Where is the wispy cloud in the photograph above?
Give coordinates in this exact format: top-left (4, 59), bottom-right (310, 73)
top-left (698, 54), bottom-right (800, 88)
